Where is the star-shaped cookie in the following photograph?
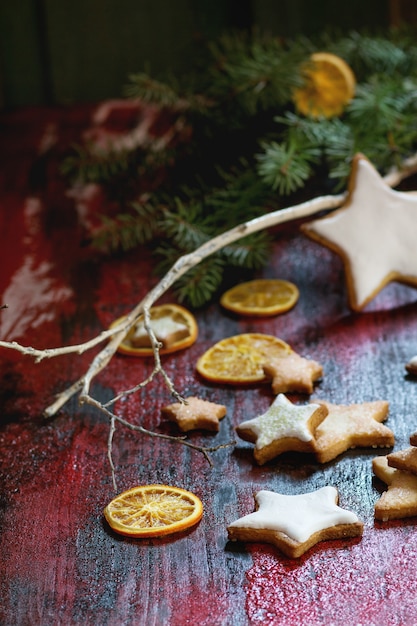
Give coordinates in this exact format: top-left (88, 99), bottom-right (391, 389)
top-left (227, 486), bottom-right (363, 558)
top-left (373, 455), bottom-right (417, 521)
top-left (131, 316), bottom-right (188, 348)
top-left (236, 393), bottom-right (328, 465)
top-left (313, 400), bottom-right (394, 463)
top-left (302, 153), bottom-right (417, 310)
top-left (161, 396), bottom-right (227, 432)
top-left (387, 446), bottom-right (417, 475)
top-left (263, 352), bottom-right (323, 395)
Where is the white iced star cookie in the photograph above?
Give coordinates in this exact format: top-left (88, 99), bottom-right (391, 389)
top-left (227, 486), bottom-right (363, 558)
top-left (302, 153), bottom-right (417, 310)
top-left (235, 393), bottom-right (328, 465)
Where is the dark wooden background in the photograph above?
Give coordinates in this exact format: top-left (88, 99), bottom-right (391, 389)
top-left (0, 0), bottom-right (409, 109)
top-left (1, 102), bottom-right (417, 626)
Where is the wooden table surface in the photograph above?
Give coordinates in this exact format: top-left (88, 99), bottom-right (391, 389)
top-left (1, 105), bottom-right (417, 626)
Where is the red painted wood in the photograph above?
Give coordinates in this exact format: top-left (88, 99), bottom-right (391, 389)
top-left (1, 105), bottom-right (417, 626)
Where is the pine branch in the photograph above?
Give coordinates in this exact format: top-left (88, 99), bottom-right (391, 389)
top-left (61, 29), bottom-right (417, 307)
top-left (93, 201), bottom-right (160, 252)
top-left (62, 144), bottom-right (132, 185)
top-left (256, 138), bottom-right (320, 195)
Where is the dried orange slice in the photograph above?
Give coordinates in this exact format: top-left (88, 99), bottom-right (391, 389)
top-left (104, 484), bottom-right (203, 538)
top-left (293, 52), bottom-right (356, 118)
top-left (220, 278), bottom-right (299, 317)
top-left (196, 333), bottom-right (292, 385)
top-left (110, 303), bottom-right (198, 356)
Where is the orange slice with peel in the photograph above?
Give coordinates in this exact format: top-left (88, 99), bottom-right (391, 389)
top-left (104, 484), bottom-right (203, 538)
top-left (293, 52), bottom-right (356, 118)
top-left (196, 333), bottom-right (293, 385)
top-left (220, 278), bottom-right (299, 317)
top-left (110, 303), bottom-right (198, 356)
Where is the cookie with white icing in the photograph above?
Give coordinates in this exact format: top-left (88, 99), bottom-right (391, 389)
top-left (236, 393), bottom-right (328, 465)
top-left (227, 486), bottom-right (363, 558)
top-left (302, 153), bottom-right (417, 311)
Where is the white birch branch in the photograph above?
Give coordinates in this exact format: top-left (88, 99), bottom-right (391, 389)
top-left (2, 150), bottom-right (417, 413)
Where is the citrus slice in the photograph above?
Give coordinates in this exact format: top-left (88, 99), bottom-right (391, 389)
top-left (104, 484), bottom-right (203, 538)
top-left (196, 333), bottom-right (293, 385)
top-left (293, 52), bottom-right (356, 118)
top-left (110, 303), bottom-right (198, 356)
top-left (220, 278), bottom-right (299, 317)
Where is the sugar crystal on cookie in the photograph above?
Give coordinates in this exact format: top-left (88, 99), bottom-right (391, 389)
top-left (161, 396), bottom-right (227, 432)
top-left (236, 393), bottom-right (327, 464)
top-left (313, 400), bottom-right (393, 463)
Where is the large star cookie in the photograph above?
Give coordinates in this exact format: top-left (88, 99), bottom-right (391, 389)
top-left (373, 455), bottom-right (417, 521)
top-left (263, 352), bottom-right (323, 394)
top-left (227, 486), bottom-right (363, 558)
top-left (313, 400), bottom-right (393, 463)
top-left (161, 396), bottom-right (227, 432)
top-left (302, 154), bottom-right (417, 310)
top-left (236, 393), bottom-right (328, 465)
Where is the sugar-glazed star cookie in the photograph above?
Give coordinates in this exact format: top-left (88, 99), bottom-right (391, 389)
top-left (236, 393), bottom-right (328, 465)
top-left (313, 400), bottom-right (393, 463)
top-left (263, 352), bottom-right (323, 395)
top-left (387, 446), bottom-right (417, 475)
top-left (161, 396), bottom-right (227, 432)
top-left (227, 486), bottom-right (363, 558)
top-left (302, 154), bottom-right (417, 310)
top-left (372, 455), bottom-right (417, 521)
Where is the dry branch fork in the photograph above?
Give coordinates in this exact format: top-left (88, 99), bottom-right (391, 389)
top-left (1, 153), bottom-right (417, 487)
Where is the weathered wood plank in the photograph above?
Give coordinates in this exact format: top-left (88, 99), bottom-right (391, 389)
top-left (1, 105), bottom-right (417, 625)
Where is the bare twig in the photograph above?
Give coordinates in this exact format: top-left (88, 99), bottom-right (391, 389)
top-left (86, 391), bottom-right (236, 490)
top-left (3, 150), bottom-right (417, 484)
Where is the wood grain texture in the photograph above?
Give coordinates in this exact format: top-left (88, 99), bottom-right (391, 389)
top-left (1, 105), bottom-right (417, 626)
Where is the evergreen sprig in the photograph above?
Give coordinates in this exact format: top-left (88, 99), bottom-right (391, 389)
top-left (62, 28), bottom-right (417, 307)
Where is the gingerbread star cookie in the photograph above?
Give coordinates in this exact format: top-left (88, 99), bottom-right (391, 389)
top-left (410, 431), bottom-right (417, 446)
top-left (302, 153), bottom-right (417, 310)
top-left (263, 352), bottom-right (323, 395)
top-left (236, 393), bottom-right (328, 465)
top-left (227, 486), bottom-right (363, 558)
top-left (313, 400), bottom-right (393, 463)
top-left (372, 455), bottom-right (417, 521)
top-left (161, 396), bottom-right (227, 432)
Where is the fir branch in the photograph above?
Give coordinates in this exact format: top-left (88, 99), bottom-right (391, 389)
top-left (160, 198), bottom-right (214, 250)
top-left (93, 201), bottom-right (160, 253)
top-left (62, 29), bottom-right (417, 308)
top-left (207, 32), bottom-right (306, 116)
top-left (256, 138), bottom-right (320, 195)
top-left (331, 32), bottom-right (416, 79)
top-left (222, 231), bottom-right (272, 269)
top-left (62, 144), bottom-right (133, 185)
top-left (124, 73), bottom-right (184, 108)
top-left (172, 256), bottom-right (226, 308)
